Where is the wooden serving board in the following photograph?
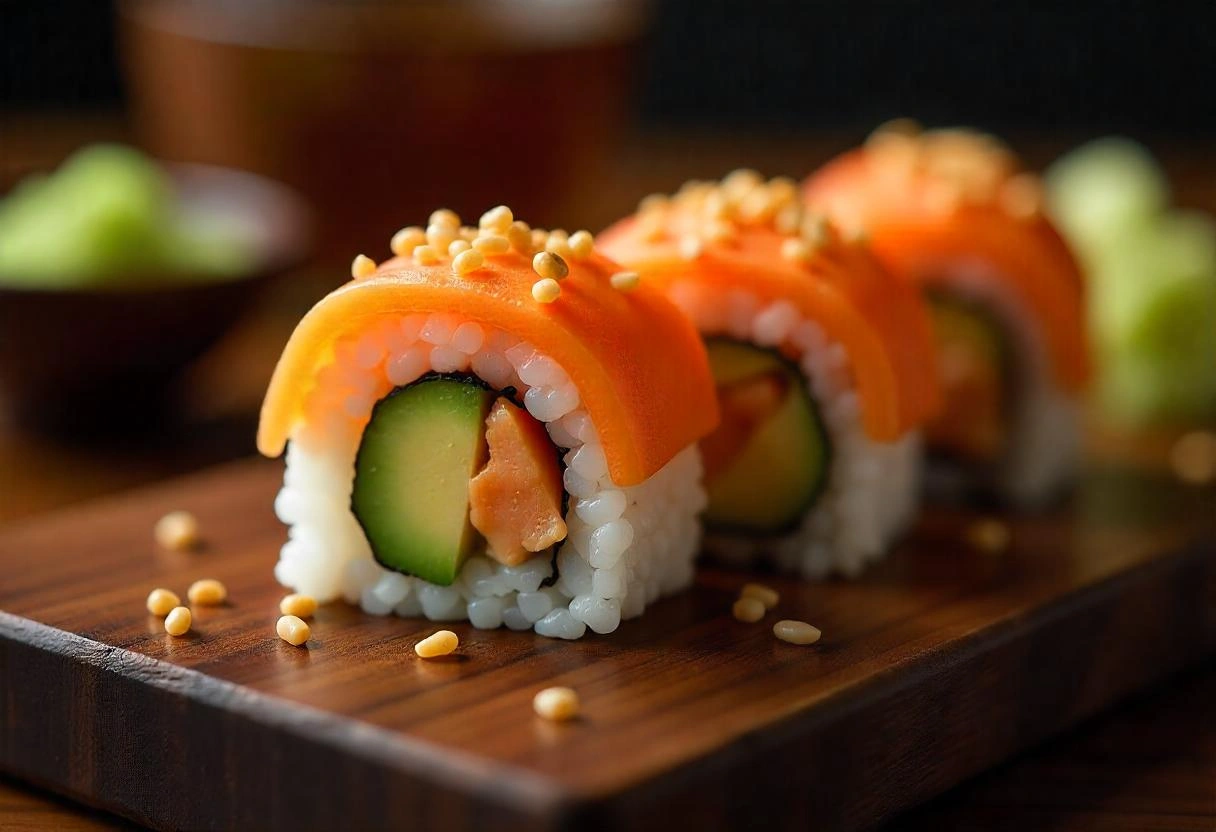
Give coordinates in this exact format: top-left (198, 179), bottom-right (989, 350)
top-left (0, 459), bottom-right (1213, 832)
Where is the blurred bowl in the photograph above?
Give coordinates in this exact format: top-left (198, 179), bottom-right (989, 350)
top-left (120, 0), bottom-right (647, 268)
top-left (0, 163), bottom-right (309, 435)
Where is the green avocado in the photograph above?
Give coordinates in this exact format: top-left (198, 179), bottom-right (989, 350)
top-left (351, 376), bottom-right (495, 586)
top-left (702, 339), bottom-right (829, 535)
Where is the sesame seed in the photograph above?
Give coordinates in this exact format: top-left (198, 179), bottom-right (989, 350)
top-left (868, 117), bottom-right (922, 142)
top-left (413, 245), bottom-right (439, 265)
top-left (164, 606), bottom-right (192, 637)
top-left (638, 193), bottom-right (668, 213)
top-left (279, 593), bottom-right (318, 618)
top-left (448, 239), bottom-right (472, 257)
top-left (428, 208), bottom-right (460, 228)
top-left (479, 205), bottom-right (513, 232)
top-left (781, 238), bottom-right (811, 264)
top-left (531, 228), bottom-right (549, 250)
top-left (426, 223), bottom-right (457, 252)
top-left (532, 278), bottom-right (561, 303)
top-left (741, 582), bottom-right (779, 610)
top-left (533, 686), bottom-right (580, 722)
top-left (390, 226), bottom-right (425, 257)
top-left (473, 235), bottom-right (510, 255)
top-left (507, 221), bottom-right (534, 254)
top-left (351, 254), bottom-right (376, 279)
top-left (415, 629), bottom-right (459, 658)
top-left (187, 578), bottom-right (227, 606)
top-left (533, 251), bottom-right (569, 281)
top-left (146, 588), bottom-right (181, 617)
top-left (679, 236), bottom-right (704, 260)
top-left (773, 619), bottom-right (821, 645)
top-left (802, 214), bottom-right (832, 247)
top-left (610, 271), bottom-right (640, 292)
top-left (459, 226), bottom-right (479, 242)
top-left (774, 203), bottom-right (803, 235)
top-left (276, 615), bottom-right (311, 646)
top-left (154, 510), bottom-right (199, 551)
top-left (732, 597), bottom-right (765, 623)
top-left (452, 249), bottom-right (485, 275)
top-left (722, 168), bottom-right (763, 197)
top-left (568, 230), bottom-right (595, 260)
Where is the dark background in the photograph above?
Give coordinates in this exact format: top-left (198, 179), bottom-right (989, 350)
top-left (3, 0), bottom-right (1215, 136)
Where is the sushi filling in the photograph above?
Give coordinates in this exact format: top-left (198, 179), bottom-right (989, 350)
top-left (666, 282), bottom-right (921, 578)
top-left (921, 271), bottom-right (1081, 504)
top-left (700, 339), bottom-right (830, 536)
top-left (924, 293), bottom-right (1014, 467)
top-left (351, 374), bottom-right (566, 587)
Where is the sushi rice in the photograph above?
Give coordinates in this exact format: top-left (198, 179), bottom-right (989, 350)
top-left (273, 312), bottom-right (706, 639)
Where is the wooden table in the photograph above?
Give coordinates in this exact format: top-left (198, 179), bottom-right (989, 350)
top-left (1, 123), bottom-right (1213, 830)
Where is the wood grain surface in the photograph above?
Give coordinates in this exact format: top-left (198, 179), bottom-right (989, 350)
top-left (0, 459), bottom-right (1213, 832)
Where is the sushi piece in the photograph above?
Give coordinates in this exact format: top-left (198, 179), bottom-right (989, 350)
top-left (257, 208), bottom-right (718, 638)
top-left (802, 122), bottom-right (1091, 504)
top-left (599, 174), bottom-right (939, 578)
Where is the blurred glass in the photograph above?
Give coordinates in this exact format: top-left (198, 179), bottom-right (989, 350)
top-left (120, 0), bottom-right (648, 269)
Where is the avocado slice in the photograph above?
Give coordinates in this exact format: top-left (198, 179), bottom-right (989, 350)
top-left (924, 294), bottom-right (1011, 463)
top-left (701, 339), bottom-right (830, 535)
top-left (352, 376), bottom-right (496, 586)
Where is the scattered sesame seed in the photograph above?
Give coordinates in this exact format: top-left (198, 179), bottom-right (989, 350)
top-left (448, 239), bottom-right (472, 257)
top-left (507, 221), bottom-right (534, 254)
top-left (679, 236), bottom-right (704, 260)
top-left (154, 510), bottom-right (199, 551)
top-left (279, 593), bottom-right (318, 618)
top-left (773, 619), bottom-right (821, 645)
top-left (568, 230), bottom-right (595, 260)
top-left (533, 251), bottom-right (569, 281)
top-left (452, 249), bottom-right (485, 275)
top-left (187, 578), bottom-right (227, 606)
top-left (966, 518), bottom-right (1011, 553)
top-left (479, 205), bottom-right (513, 232)
top-left (164, 606), bottom-right (192, 637)
top-left (868, 117), bottom-right (922, 142)
top-left (1170, 431), bottom-right (1216, 485)
top-left (459, 225), bottom-right (479, 242)
top-left (610, 271), bottom-right (640, 292)
top-left (351, 254), bottom-right (376, 279)
top-left (640, 213), bottom-right (667, 241)
top-left (531, 228), bottom-right (550, 250)
top-left (737, 188), bottom-right (775, 223)
top-left (413, 244), bottom-right (439, 265)
top-left (276, 615), bottom-right (311, 646)
top-left (533, 686), bottom-right (580, 722)
top-left (415, 629), bottom-right (459, 658)
top-left (428, 208), bottom-right (460, 228)
top-left (146, 588), bottom-right (181, 617)
top-left (741, 582), bottom-right (779, 610)
top-left (732, 597), bottom-right (765, 623)
top-left (532, 278), bottom-right (561, 304)
top-left (390, 226), bottom-right (425, 257)
top-left (473, 235), bottom-right (510, 255)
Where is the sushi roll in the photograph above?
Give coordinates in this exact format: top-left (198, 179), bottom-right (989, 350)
top-left (599, 174), bottom-right (939, 578)
top-left (803, 122), bottom-right (1091, 504)
top-left (257, 207), bottom-right (718, 638)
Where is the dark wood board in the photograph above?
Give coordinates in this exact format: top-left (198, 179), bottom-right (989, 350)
top-left (0, 459), bottom-right (1213, 832)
